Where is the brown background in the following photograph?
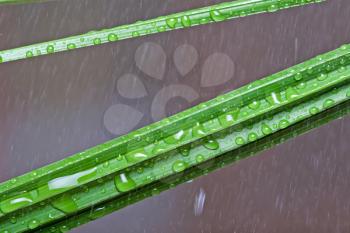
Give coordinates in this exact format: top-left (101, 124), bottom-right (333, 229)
top-left (0, 0), bottom-right (350, 232)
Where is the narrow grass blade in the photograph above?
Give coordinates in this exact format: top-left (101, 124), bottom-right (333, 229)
top-left (0, 43), bottom-right (349, 232)
top-left (0, 0), bottom-right (324, 64)
top-left (38, 99), bottom-right (350, 232)
top-left (0, 0), bottom-right (53, 4)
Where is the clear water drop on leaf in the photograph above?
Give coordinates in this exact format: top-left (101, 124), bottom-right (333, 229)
top-left (28, 219), bottom-right (40, 230)
top-left (114, 173), bottom-right (136, 192)
top-left (166, 18), bottom-right (178, 28)
top-left (203, 137), bottom-right (219, 150)
top-left (51, 194), bottom-right (78, 214)
top-left (172, 160), bottom-right (188, 173)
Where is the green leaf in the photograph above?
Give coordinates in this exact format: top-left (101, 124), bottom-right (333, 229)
top-left (0, 0), bottom-right (325, 63)
top-left (0, 43), bottom-right (349, 232)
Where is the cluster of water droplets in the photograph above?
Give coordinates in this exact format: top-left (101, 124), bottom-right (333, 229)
top-left (1, 42), bottom-right (350, 232)
top-left (0, 0), bottom-right (323, 63)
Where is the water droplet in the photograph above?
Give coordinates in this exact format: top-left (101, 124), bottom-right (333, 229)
top-left (199, 18), bottom-right (210, 24)
top-left (339, 57), bottom-right (346, 65)
top-left (267, 92), bottom-right (282, 105)
top-left (88, 206), bottom-right (107, 220)
top-left (338, 66), bottom-right (347, 73)
top-left (10, 216), bottom-right (17, 224)
top-left (323, 99), bottom-right (335, 108)
top-left (248, 100), bottom-right (260, 110)
top-left (218, 109), bottom-right (240, 127)
top-left (297, 82), bottom-right (307, 89)
top-left (103, 161), bottom-right (109, 168)
top-left (294, 72), bottom-right (303, 81)
top-left (151, 188), bottom-right (160, 196)
top-left (116, 154), bottom-right (124, 161)
top-left (196, 154), bottom-right (205, 163)
top-left (46, 45), bottom-right (55, 53)
top-left (192, 122), bottom-right (207, 137)
top-left (93, 38), bottom-right (101, 45)
top-left (248, 132), bottom-right (258, 142)
top-left (179, 145), bottom-right (191, 157)
top-left (125, 150), bottom-right (149, 163)
top-left (239, 11), bottom-right (247, 17)
top-left (0, 192), bottom-right (34, 213)
top-left (181, 15), bottom-right (191, 27)
top-left (285, 87), bottom-right (299, 100)
top-left (210, 10), bottom-right (227, 22)
top-left (235, 136), bottom-right (245, 146)
top-left (340, 44), bottom-right (348, 50)
top-left (51, 194), bottom-right (78, 214)
top-left (67, 43), bottom-right (76, 50)
top-left (261, 124), bottom-right (272, 135)
top-left (267, 4), bottom-right (279, 12)
top-left (26, 51), bottom-right (33, 58)
top-left (28, 219), bottom-right (39, 230)
top-left (164, 130), bottom-right (187, 144)
top-left (114, 173), bottom-right (136, 192)
top-left (172, 160), bottom-right (188, 173)
top-left (132, 31), bottom-right (140, 37)
top-left (107, 33), bottom-right (118, 42)
top-left (279, 119), bottom-right (289, 129)
top-left (166, 18), bottom-right (178, 28)
top-left (152, 142), bottom-right (167, 154)
top-left (60, 225), bottom-right (69, 232)
top-left (136, 167), bottom-right (144, 174)
top-left (203, 138), bottom-right (219, 150)
top-left (146, 175), bottom-right (153, 182)
top-left (157, 26), bottom-right (166, 32)
top-left (317, 73), bottom-right (328, 81)
top-left (46, 167), bottom-right (97, 191)
top-left (307, 67), bottom-right (313, 75)
top-left (309, 107), bottom-right (319, 115)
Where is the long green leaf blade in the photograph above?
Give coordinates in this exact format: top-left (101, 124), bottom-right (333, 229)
top-left (0, 0), bottom-right (324, 64)
top-left (0, 0), bottom-right (49, 4)
top-left (0, 43), bottom-right (349, 232)
top-left (39, 99), bottom-right (350, 232)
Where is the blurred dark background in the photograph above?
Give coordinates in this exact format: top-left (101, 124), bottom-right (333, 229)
top-left (0, 0), bottom-right (350, 232)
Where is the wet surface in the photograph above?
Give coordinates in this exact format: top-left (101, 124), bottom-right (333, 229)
top-left (0, 0), bottom-right (350, 232)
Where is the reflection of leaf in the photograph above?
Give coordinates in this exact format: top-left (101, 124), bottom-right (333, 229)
top-left (201, 53), bottom-right (234, 87)
top-left (174, 44), bottom-right (198, 76)
top-left (117, 74), bottom-right (147, 99)
top-left (103, 104), bottom-right (143, 135)
top-left (135, 42), bottom-right (166, 80)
